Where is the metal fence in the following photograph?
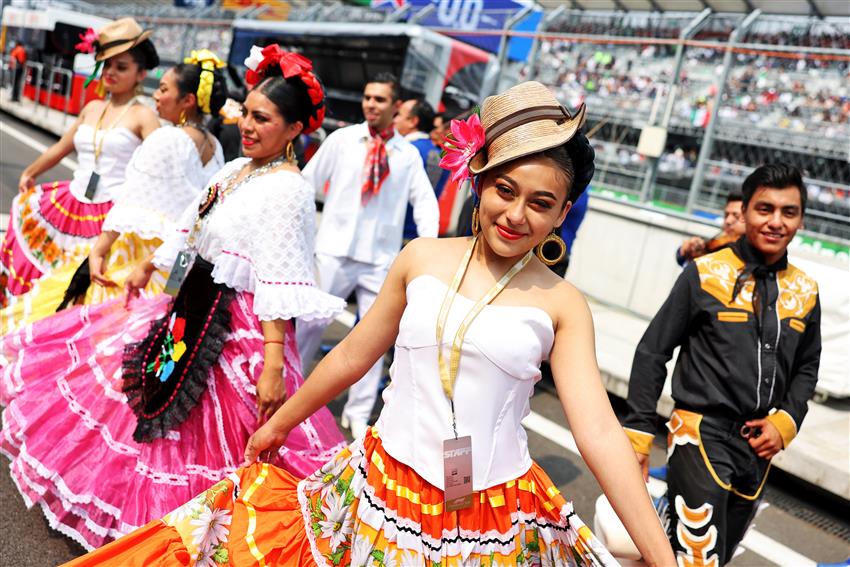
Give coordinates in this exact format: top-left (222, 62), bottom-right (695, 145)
top-left (527, 9), bottom-right (850, 243)
top-left (5, 1), bottom-right (849, 244)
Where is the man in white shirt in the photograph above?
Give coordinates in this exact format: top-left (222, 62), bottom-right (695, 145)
top-left (298, 73), bottom-right (440, 438)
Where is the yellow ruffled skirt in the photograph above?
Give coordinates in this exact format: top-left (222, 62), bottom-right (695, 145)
top-left (0, 233), bottom-right (166, 334)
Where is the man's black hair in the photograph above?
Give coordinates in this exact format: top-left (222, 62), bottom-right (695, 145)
top-left (367, 72), bottom-right (400, 101)
top-left (409, 98), bottom-right (435, 133)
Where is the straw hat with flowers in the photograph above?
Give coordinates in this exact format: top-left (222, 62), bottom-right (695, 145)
top-left (440, 81), bottom-right (591, 195)
top-left (471, 81), bottom-right (586, 175)
top-left (76, 17), bottom-right (159, 70)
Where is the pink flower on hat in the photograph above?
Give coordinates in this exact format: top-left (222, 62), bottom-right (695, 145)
top-left (439, 113), bottom-right (485, 185)
top-left (75, 28), bottom-right (98, 54)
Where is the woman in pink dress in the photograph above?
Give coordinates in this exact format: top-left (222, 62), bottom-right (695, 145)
top-left (0, 46), bottom-right (345, 551)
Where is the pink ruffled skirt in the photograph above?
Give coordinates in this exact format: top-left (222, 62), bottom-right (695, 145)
top-left (1, 180), bottom-right (112, 302)
top-left (0, 291), bottom-right (345, 551)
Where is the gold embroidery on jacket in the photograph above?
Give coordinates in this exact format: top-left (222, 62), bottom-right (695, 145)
top-left (695, 249), bottom-right (817, 320)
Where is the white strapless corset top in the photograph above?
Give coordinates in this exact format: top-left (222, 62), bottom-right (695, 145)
top-left (375, 274), bottom-right (555, 491)
top-left (69, 124), bottom-right (141, 203)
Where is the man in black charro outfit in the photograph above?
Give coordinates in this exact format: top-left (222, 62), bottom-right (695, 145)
top-left (623, 163), bottom-right (821, 566)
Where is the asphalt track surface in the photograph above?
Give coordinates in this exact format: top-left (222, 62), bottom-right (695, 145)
top-left (0, 111), bottom-right (848, 566)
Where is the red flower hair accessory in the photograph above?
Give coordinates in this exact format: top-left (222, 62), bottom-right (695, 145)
top-left (243, 44), bottom-right (326, 135)
top-left (439, 112), bottom-right (485, 185)
top-left (244, 44), bottom-right (312, 87)
top-left (75, 28), bottom-right (98, 54)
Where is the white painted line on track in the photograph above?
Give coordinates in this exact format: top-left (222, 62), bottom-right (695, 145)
top-left (327, 280), bottom-right (819, 567)
top-left (740, 529), bottom-right (817, 567)
top-left (0, 120), bottom-right (79, 170)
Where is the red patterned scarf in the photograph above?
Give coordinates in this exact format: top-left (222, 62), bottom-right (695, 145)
top-left (361, 125), bottom-right (394, 202)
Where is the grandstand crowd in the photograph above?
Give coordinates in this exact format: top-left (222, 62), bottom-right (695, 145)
top-left (526, 40), bottom-right (848, 140)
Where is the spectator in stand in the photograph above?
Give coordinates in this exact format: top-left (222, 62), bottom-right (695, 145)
top-left (676, 191), bottom-right (745, 266)
top-left (394, 98), bottom-right (448, 240)
top-left (9, 41), bottom-right (26, 102)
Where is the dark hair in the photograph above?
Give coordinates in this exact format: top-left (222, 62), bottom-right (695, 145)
top-left (409, 99), bottom-right (435, 133)
top-left (726, 190), bottom-right (743, 204)
top-left (126, 39), bottom-right (159, 70)
top-left (255, 75), bottom-right (314, 131)
top-left (535, 129), bottom-right (595, 205)
top-left (484, 130), bottom-right (595, 208)
top-left (536, 145), bottom-right (575, 206)
top-left (367, 72), bottom-right (400, 101)
top-left (172, 62), bottom-right (228, 115)
top-left (742, 163), bottom-right (806, 214)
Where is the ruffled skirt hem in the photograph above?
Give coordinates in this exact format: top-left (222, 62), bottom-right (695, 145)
top-left (65, 429), bottom-right (617, 566)
top-left (1, 181), bottom-right (112, 299)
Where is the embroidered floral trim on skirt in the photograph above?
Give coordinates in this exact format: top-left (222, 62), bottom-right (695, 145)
top-left (1, 180), bottom-right (112, 303)
top-left (0, 232), bottom-right (165, 334)
top-left (0, 290), bottom-right (346, 551)
top-left (65, 428), bottom-right (618, 566)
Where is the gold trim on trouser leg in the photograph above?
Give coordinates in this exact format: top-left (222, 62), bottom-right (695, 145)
top-left (670, 409), bottom-right (771, 501)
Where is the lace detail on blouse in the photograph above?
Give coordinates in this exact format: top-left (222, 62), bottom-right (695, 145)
top-left (102, 127), bottom-right (224, 239)
top-left (154, 159), bottom-right (345, 324)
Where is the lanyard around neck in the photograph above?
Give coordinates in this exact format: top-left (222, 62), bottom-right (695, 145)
top-left (92, 98), bottom-right (136, 165)
top-left (435, 236), bottom-right (533, 405)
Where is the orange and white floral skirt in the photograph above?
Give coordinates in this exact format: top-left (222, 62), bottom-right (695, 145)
top-left (66, 428), bottom-right (617, 566)
top-left (1, 180), bottom-right (112, 306)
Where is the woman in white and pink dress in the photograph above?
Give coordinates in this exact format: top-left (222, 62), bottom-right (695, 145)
top-left (0, 46), bottom-right (346, 552)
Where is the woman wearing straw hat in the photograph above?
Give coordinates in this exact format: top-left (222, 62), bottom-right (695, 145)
top-left (0, 18), bottom-right (160, 307)
top-left (0, 45), bottom-right (347, 554)
top-left (68, 81), bottom-right (675, 566)
top-left (0, 49), bottom-right (228, 335)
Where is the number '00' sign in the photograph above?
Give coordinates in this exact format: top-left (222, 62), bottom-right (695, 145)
top-left (437, 0), bottom-right (484, 30)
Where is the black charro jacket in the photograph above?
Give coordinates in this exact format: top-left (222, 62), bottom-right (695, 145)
top-left (623, 238), bottom-right (821, 454)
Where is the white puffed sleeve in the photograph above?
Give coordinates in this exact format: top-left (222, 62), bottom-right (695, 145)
top-left (151, 157), bottom-right (247, 271)
top-left (102, 127), bottom-right (223, 239)
top-left (210, 170), bottom-right (345, 324)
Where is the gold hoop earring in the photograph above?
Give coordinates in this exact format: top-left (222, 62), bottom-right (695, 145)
top-left (285, 141), bottom-right (296, 165)
top-left (471, 206), bottom-right (480, 236)
top-left (535, 231), bottom-right (567, 266)
top-left (178, 110), bottom-right (186, 126)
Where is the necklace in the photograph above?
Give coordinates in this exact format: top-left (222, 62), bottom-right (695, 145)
top-left (178, 119), bottom-right (213, 162)
top-left (187, 156), bottom-right (288, 251)
top-left (178, 119), bottom-right (206, 132)
top-left (216, 155), bottom-right (286, 203)
top-left (92, 97), bottom-right (137, 163)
